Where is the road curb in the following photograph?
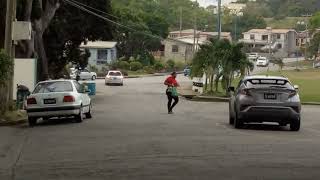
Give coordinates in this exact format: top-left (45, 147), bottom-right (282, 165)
top-left (191, 96), bottom-right (229, 102)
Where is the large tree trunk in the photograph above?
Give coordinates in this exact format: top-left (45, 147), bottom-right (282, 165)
top-left (16, 0), bottom-right (60, 80)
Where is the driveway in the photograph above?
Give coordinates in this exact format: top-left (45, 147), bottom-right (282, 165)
top-left (1, 76), bottom-right (320, 179)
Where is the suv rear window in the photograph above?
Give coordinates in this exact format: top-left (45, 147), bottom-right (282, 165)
top-left (245, 79), bottom-right (293, 89)
top-left (108, 72), bottom-right (122, 76)
top-left (33, 81), bottom-right (73, 93)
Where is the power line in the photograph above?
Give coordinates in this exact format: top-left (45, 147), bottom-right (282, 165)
top-left (63, 0), bottom-right (179, 42)
top-left (67, 0), bottom-right (120, 20)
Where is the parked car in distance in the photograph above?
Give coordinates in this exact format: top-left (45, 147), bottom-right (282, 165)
top-left (314, 61), bottom-right (320, 68)
top-left (70, 68), bottom-right (97, 80)
top-left (26, 80), bottom-right (92, 126)
top-left (256, 56), bottom-right (269, 67)
top-left (184, 66), bottom-right (191, 76)
top-left (105, 71), bottom-right (124, 86)
top-left (248, 53), bottom-right (259, 61)
top-left (228, 75), bottom-right (301, 131)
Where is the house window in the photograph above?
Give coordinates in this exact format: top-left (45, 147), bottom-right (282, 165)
top-left (110, 50), bottom-right (115, 60)
top-left (262, 35), bottom-right (268, 41)
top-left (250, 34), bottom-right (255, 40)
top-left (277, 34), bottom-right (281, 39)
top-left (172, 45), bottom-right (179, 53)
top-left (97, 49), bottom-right (108, 60)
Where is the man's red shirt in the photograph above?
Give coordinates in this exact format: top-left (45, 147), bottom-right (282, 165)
top-left (165, 76), bottom-right (178, 86)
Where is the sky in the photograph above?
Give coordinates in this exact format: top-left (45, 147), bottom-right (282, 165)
top-left (194, 0), bottom-right (236, 7)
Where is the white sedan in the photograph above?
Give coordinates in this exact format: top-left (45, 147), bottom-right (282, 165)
top-left (26, 80), bottom-right (92, 126)
top-left (70, 69), bottom-right (97, 80)
top-left (105, 71), bottom-right (124, 86)
top-left (256, 56), bottom-right (269, 67)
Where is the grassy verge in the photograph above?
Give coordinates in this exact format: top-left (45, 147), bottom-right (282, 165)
top-left (260, 69), bottom-right (320, 103)
top-left (285, 60), bottom-right (314, 68)
top-left (0, 110), bottom-right (27, 125)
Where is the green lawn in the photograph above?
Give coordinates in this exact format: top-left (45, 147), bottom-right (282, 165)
top-left (260, 69), bottom-right (320, 103)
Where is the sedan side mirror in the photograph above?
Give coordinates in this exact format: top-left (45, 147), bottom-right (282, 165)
top-left (228, 86), bottom-right (235, 92)
top-left (294, 85), bottom-right (299, 90)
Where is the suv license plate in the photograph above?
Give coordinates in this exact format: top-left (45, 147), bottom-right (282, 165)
top-left (264, 93), bottom-right (277, 100)
top-left (44, 99), bottom-right (56, 104)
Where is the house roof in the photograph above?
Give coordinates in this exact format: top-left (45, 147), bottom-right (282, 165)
top-left (80, 41), bottom-right (117, 49)
top-left (175, 36), bottom-right (208, 45)
top-left (244, 29), bottom-right (296, 34)
top-left (169, 29), bottom-right (202, 34)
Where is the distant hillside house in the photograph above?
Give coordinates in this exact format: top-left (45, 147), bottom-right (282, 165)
top-left (164, 29), bottom-right (232, 62)
top-left (80, 41), bottom-right (117, 68)
top-left (224, 3), bottom-right (246, 16)
top-left (239, 28), bottom-right (297, 57)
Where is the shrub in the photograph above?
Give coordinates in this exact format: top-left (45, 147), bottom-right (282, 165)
top-left (175, 61), bottom-right (186, 71)
top-left (119, 61), bottom-right (130, 70)
top-left (143, 66), bottom-right (155, 74)
top-left (166, 59), bottom-right (175, 70)
top-left (154, 61), bottom-right (165, 71)
top-left (130, 61), bottom-right (143, 71)
top-left (0, 49), bottom-right (13, 84)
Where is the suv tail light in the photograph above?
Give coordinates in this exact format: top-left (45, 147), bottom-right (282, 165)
top-left (288, 90), bottom-right (297, 98)
top-left (240, 89), bottom-right (252, 96)
top-left (63, 95), bottom-right (75, 102)
top-left (27, 97), bottom-right (37, 105)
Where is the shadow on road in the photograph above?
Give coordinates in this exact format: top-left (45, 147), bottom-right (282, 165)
top-left (18, 118), bottom-right (82, 129)
top-left (231, 123), bottom-right (290, 131)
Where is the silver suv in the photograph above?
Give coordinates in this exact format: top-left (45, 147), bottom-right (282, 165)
top-left (228, 75), bottom-right (301, 131)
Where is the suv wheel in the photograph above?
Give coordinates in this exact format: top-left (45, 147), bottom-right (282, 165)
top-left (234, 112), bottom-right (243, 129)
top-left (28, 117), bottom-right (37, 127)
top-left (229, 104), bottom-right (234, 125)
top-left (92, 75), bottom-right (96, 80)
top-left (290, 117), bottom-right (300, 131)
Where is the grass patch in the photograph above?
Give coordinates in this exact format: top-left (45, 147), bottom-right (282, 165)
top-left (127, 70), bottom-right (148, 76)
top-left (285, 60), bottom-right (314, 68)
top-left (260, 69), bottom-right (320, 102)
top-left (0, 110), bottom-right (27, 125)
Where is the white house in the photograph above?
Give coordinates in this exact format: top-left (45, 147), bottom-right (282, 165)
top-left (80, 41), bottom-right (117, 68)
top-left (224, 3), bottom-right (246, 16)
top-left (239, 28), bottom-right (297, 57)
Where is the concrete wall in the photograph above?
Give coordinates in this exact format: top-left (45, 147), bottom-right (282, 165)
top-left (13, 58), bottom-right (37, 100)
top-left (164, 40), bottom-right (193, 61)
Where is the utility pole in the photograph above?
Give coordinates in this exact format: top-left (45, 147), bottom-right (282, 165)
top-left (4, 0), bottom-right (17, 104)
top-left (193, 0), bottom-right (198, 54)
top-left (179, 7), bottom-right (182, 37)
top-left (217, 0), bottom-right (222, 40)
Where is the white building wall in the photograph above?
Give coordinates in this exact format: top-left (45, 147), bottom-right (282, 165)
top-left (13, 58), bottom-right (37, 100)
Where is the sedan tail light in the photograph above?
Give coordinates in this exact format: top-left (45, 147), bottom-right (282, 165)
top-left (63, 95), bottom-right (75, 102)
top-left (27, 97), bottom-right (37, 105)
top-left (240, 89), bottom-right (252, 96)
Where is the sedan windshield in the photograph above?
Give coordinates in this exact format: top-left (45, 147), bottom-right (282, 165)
top-left (33, 81), bottom-right (73, 93)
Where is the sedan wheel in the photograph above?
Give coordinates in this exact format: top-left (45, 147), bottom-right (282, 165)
top-left (75, 107), bottom-right (83, 123)
top-left (28, 117), bottom-right (37, 127)
top-left (92, 75), bottom-right (96, 80)
top-left (85, 104), bottom-right (92, 119)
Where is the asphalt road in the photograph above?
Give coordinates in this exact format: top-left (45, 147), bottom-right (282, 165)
top-left (1, 76), bottom-right (320, 180)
